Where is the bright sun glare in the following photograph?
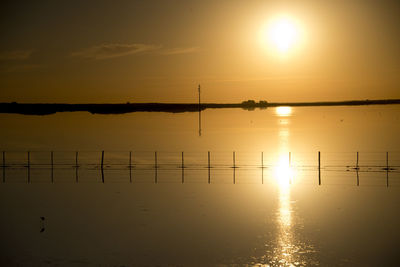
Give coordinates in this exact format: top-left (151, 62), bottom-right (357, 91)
top-left (276, 106), bottom-right (292, 117)
top-left (261, 16), bottom-right (302, 54)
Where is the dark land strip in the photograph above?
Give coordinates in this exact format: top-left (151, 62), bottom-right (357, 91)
top-left (0, 99), bottom-right (400, 115)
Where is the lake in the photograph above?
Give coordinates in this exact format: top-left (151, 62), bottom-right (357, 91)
top-left (1, 105), bottom-right (400, 266)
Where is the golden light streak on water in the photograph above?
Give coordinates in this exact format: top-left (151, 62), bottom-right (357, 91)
top-left (271, 105), bottom-right (298, 266)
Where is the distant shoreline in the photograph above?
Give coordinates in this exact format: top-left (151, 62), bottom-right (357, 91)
top-left (0, 99), bottom-right (399, 115)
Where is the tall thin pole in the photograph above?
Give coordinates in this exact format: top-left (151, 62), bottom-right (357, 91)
top-left (198, 84), bottom-right (202, 137)
top-left (198, 84), bottom-right (201, 109)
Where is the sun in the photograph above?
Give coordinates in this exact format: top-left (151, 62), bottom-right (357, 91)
top-left (261, 15), bottom-right (302, 54)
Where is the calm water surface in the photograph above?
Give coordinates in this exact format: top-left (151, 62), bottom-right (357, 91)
top-left (1, 105), bottom-right (400, 266)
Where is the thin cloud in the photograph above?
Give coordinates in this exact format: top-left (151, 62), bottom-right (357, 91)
top-left (71, 43), bottom-right (200, 60)
top-left (71, 43), bottom-right (162, 60)
top-left (0, 49), bottom-right (33, 60)
top-left (160, 46), bottom-right (200, 55)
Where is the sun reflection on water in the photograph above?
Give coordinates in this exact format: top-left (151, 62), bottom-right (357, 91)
top-left (274, 154), bottom-right (296, 266)
top-left (270, 106), bottom-right (310, 266)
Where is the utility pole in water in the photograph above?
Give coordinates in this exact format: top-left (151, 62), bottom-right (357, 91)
top-left (198, 84), bottom-right (202, 137)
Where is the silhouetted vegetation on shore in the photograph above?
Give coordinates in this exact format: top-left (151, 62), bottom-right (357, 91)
top-left (0, 99), bottom-right (399, 115)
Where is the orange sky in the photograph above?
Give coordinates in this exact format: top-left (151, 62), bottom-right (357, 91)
top-left (1, 0), bottom-right (400, 103)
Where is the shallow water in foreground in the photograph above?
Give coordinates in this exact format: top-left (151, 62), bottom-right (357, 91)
top-left (1, 180), bottom-right (400, 266)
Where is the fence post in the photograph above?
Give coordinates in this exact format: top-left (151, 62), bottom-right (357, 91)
top-left (75, 151), bottom-right (79, 183)
top-left (356, 151), bottom-right (359, 169)
top-left (386, 152), bottom-right (389, 187)
top-left (27, 151), bottom-right (30, 183)
top-left (181, 151), bottom-right (184, 184)
top-left (233, 151), bottom-right (236, 184)
top-left (129, 151), bottom-right (132, 183)
top-left (208, 151), bottom-right (211, 184)
top-left (318, 151), bottom-right (321, 185)
top-left (155, 151), bottom-right (158, 184)
top-left (101, 151), bottom-right (105, 183)
top-left (261, 151), bottom-right (264, 184)
top-left (356, 151), bottom-right (359, 186)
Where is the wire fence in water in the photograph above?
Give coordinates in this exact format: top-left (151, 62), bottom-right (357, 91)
top-left (0, 150), bottom-right (399, 186)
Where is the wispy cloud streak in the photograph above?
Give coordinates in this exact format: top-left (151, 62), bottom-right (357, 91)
top-left (71, 43), bottom-right (161, 60)
top-left (71, 43), bottom-right (199, 59)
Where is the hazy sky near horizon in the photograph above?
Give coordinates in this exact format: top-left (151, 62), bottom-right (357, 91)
top-left (1, 0), bottom-right (400, 103)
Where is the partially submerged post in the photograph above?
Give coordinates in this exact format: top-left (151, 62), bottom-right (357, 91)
top-left (198, 84), bottom-right (202, 137)
top-left (233, 151), bottom-right (236, 184)
top-left (27, 151), bottom-right (30, 183)
top-left (75, 151), bottom-right (79, 183)
top-left (261, 151), bottom-right (264, 184)
top-left (155, 151), bottom-right (158, 184)
top-left (181, 151), bottom-right (184, 184)
top-left (386, 152), bottom-right (389, 187)
top-left (129, 151), bottom-right (132, 183)
top-left (208, 151), bottom-right (211, 184)
top-left (356, 151), bottom-right (359, 186)
top-left (318, 151), bottom-right (321, 185)
top-left (101, 151), bottom-right (105, 183)
top-left (356, 151), bottom-right (359, 169)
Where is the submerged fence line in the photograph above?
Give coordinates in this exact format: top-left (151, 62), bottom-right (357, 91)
top-left (0, 150), bottom-right (399, 186)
